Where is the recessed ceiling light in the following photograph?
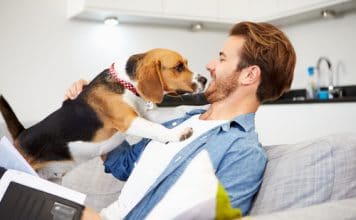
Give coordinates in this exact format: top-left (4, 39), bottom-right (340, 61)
top-left (190, 23), bottom-right (203, 32)
top-left (104, 16), bottom-right (119, 26)
top-left (321, 10), bottom-right (336, 19)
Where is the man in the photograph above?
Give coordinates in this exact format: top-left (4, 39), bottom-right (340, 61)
top-left (67, 21), bottom-right (296, 219)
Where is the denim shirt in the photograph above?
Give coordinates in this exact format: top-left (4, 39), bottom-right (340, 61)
top-left (104, 109), bottom-right (267, 218)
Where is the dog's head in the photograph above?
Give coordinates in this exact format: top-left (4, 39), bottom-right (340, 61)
top-left (126, 48), bottom-right (206, 103)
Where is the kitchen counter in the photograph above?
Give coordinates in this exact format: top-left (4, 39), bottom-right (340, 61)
top-left (265, 96), bottom-right (356, 105)
top-left (265, 85), bottom-right (356, 105)
top-left (157, 85), bottom-right (356, 106)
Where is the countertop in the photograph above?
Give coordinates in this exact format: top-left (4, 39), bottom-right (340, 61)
top-left (265, 97), bottom-right (356, 105)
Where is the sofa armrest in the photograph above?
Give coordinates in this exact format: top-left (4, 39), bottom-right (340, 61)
top-left (244, 197), bottom-right (356, 220)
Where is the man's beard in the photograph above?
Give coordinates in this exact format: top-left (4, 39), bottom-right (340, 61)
top-left (204, 72), bottom-right (239, 103)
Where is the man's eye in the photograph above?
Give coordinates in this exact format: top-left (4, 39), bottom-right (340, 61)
top-left (176, 64), bottom-right (184, 72)
top-left (219, 58), bottom-right (225, 62)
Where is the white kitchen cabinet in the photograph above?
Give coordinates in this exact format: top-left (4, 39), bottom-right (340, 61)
top-left (68, 0), bottom-right (163, 20)
top-left (218, 0), bottom-right (353, 23)
top-left (256, 103), bottom-right (356, 145)
top-left (218, 0), bottom-right (250, 21)
top-left (251, 0), bottom-right (279, 20)
top-left (278, 0), bottom-right (336, 15)
top-left (84, 0), bottom-right (162, 14)
top-left (163, 0), bottom-right (218, 20)
top-left (218, 0), bottom-right (279, 22)
top-left (68, 0), bottom-right (356, 30)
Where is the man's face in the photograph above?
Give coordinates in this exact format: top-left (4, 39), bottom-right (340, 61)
top-left (204, 36), bottom-right (245, 103)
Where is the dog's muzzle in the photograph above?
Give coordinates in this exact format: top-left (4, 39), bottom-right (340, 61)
top-left (173, 74), bottom-right (208, 95)
top-left (192, 74), bottom-right (208, 93)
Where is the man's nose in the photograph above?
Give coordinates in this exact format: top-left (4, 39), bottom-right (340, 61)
top-left (206, 59), bottom-right (217, 74)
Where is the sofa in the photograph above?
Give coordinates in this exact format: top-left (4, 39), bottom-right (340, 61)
top-left (1, 122), bottom-right (356, 219)
top-left (60, 132), bottom-right (356, 219)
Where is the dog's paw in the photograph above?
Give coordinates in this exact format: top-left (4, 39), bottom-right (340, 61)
top-left (179, 127), bottom-right (193, 141)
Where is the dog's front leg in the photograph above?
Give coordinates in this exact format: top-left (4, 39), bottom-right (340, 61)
top-left (68, 132), bottom-right (127, 162)
top-left (124, 117), bottom-right (193, 143)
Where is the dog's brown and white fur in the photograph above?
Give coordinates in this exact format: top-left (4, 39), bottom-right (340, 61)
top-left (0, 48), bottom-right (206, 180)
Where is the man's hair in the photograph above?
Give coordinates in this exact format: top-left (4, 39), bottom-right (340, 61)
top-left (230, 21), bottom-right (296, 103)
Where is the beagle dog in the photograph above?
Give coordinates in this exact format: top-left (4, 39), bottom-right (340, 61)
top-left (0, 48), bottom-right (207, 180)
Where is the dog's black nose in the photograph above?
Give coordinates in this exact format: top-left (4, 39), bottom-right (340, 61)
top-left (197, 75), bottom-right (207, 87)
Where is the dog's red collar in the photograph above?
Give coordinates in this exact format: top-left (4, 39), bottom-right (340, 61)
top-left (109, 63), bottom-right (140, 97)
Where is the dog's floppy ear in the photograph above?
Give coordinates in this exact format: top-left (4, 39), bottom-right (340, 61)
top-left (126, 53), bottom-right (145, 80)
top-left (137, 60), bottom-right (164, 103)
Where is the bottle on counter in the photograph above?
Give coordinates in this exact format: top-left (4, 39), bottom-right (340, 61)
top-left (306, 66), bottom-right (317, 99)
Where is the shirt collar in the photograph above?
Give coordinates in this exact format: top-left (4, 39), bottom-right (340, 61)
top-left (223, 113), bottom-right (255, 132)
top-left (185, 109), bottom-right (255, 132)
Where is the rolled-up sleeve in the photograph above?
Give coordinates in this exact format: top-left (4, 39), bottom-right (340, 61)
top-left (103, 139), bottom-right (148, 181)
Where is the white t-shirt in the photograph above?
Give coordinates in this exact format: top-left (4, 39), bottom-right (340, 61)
top-left (100, 114), bottom-right (227, 220)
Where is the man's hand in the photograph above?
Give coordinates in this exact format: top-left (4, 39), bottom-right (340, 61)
top-left (64, 79), bottom-right (89, 100)
top-left (81, 207), bottom-right (102, 220)
top-left (101, 154), bottom-right (107, 161)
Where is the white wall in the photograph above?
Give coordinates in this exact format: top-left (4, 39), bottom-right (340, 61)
top-left (283, 12), bottom-right (356, 89)
top-left (0, 0), bottom-right (225, 122)
top-left (256, 103), bottom-right (356, 145)
top-left (0, 1), bottom-right (355, 144)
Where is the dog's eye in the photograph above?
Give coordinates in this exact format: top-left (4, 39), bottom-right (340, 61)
top-left (175, 63), bottom-right (185, 72)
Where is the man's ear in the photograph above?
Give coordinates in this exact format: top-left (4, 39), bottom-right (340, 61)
top-left (240, 65), bottom-right (261, 86)
top-left (137, 60), bottom-right (164, 103)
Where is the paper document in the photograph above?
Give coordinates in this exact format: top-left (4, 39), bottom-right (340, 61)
top-left (0, 136), bottom-right (38, 176)
top-left (0, 136), bottom-right (86, 205)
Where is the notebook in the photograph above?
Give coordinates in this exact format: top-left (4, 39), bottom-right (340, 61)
top-left (0, 181), bottom-right (84, 220)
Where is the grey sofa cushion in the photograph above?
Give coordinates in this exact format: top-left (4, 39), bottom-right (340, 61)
top-left (62, 157), bottom-right (125, 211)
top-left (329, 134), bottom-right (356, 200)
top-left (246, 197), bottom-right (356, 220)
top-left (250, 133), bottom-right (356, 215)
